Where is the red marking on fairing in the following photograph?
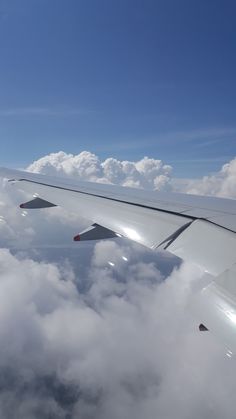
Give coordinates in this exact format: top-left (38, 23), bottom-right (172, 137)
top-left (73, 234), bottom-right (81, 241)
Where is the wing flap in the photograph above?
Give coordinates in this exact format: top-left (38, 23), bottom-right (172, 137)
top-left (192, 264), bottom-right (236, 352)
top-left (168, 219), bottom-right (236, 276)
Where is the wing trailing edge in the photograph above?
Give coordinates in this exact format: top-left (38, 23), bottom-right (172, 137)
top-left (1, 167), bottom-right (236, 352)
top-left (192, 263), bottom-right (236, 353)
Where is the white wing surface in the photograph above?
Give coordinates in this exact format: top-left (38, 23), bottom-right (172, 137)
top-left (0, 167), bottom-right (236, 351)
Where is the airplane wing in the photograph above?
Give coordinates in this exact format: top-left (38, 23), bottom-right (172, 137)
top-left (0, 167), bottom-right (236, 352)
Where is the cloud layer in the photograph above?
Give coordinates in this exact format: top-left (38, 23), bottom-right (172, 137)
top-left (0, 243), bottom-right (234, 419)
top-left (0, 151), bottom-right (235, 418)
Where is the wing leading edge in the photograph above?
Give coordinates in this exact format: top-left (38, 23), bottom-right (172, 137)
top-left (0, 166), bottom-right (235, 275)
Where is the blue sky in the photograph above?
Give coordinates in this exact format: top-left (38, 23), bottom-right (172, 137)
top-left (0, 0), bottom-right (235, 177)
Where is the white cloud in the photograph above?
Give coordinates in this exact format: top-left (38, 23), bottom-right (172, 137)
top-left (27, 151), bottom-right (236, 198)
top-left (0, 106), bottom-right (87, 117)
top-left (27, 151), bottom-right (172, 191)
top-left (0, 151), bottom-right (235, 418)
top-left (0, 240), bottom-right (233, 419)
top-left (184, 157), bottom-right (236, 198)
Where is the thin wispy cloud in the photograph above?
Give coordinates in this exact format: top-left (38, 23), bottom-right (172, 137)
top-left (168, 156), bottom-right (233, 164)
top-left (85, 126), bottom-right (236, 154)
top-left (156, 127), bottom-right (236, 145)
top-left (0, 106), bottom-right (92, 117)
top-left (103, 127), bottom-right (233, 156)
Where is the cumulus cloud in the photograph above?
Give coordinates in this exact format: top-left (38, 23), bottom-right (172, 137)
top-left (27, 151), bottom-right (172, 191)
top-left (0, 151), bottom-right (235, 418)
top-left (184, 157), bottom-right (236, 198)
top-left (0, 242), bottom-right (233, 419)
top-left (27, 151), bottom-right (236, 198)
